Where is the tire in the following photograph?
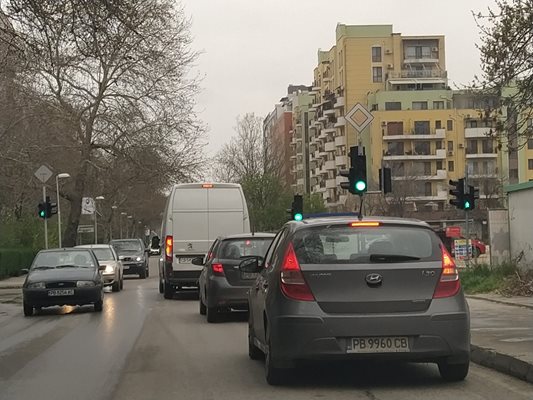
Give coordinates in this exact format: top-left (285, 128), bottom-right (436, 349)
top-left (265, 335), bottom-right (286, 386)
top-left (199, 295), bottom-right (206, 315)
top-left (159, 279), bottom-right (164, 294)
top-left (23, 302), bottom-right (33, 317)
top-left (145, 265), bottom-right (149, 278)
top-left (438, 360), bottom-right (469, 382)
top-left (112, 279), bottom-right (120, 292)
top-left (163, 282), bottom-right (173, 299)
top-left (120, 276), bottom-right (124, 290)
top-left (472, 247), bottom-right (481, 258)
top-left (206, 304), bottom-right (219, 323)
top-left (94, 299), bottom-right (104, 312)
top-left (139, 268), bottom-right (147, 279)
top-left (248, 318), bottom-right (263, 360)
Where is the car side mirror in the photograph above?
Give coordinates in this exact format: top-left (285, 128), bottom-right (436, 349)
top-left (239, 257), bottom-right (263, 273)
top-left (20, 268), bottom-right (29, 275)
top-left (191, 256), bottom-right (204, 266)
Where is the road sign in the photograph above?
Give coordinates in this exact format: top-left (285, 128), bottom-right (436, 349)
top-left (77, 225), bottom-right (95, 233)
top-left (81, 197), bottom-right (96, 215)
top-left (345, 103), bottom-right (374, 133)
top-left (453, 239), bottom-right (471, 261)
top-left (446, 226), bottom-right (462, 238)
top-left (34, 165), bottom-right (53, 183)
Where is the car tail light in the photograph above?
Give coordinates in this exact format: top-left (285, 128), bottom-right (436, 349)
top-left (433, 244), bottom-right (461, 298)
top-left (349, 221), bottom-right (380, 227)
top-left (280, 242), bottom-right (314, 301)
top-left (165, 236), bottom-right (173, 263)
top-left (211, 263), bottom-right (224, 276)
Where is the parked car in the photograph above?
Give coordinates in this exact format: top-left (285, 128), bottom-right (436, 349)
top-left (110, 239), bottom-right (149, 279)
top-left (197, 233), bottom-right (275, 322)
top-left (242, 217), bottom-right (470, 385)
top-left (76, 244), bottom-right (123, 292)
top-left (21, 248), bottom-right (105, 316)
top-left (159, 182), bottom-right (251, 299)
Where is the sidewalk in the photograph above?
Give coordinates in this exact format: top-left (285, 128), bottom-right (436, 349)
top-left (0, 276), bottom-right (531, 383)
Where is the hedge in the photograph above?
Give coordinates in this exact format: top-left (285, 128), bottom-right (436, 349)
top-left (0, 248), bottom-right (37, 279)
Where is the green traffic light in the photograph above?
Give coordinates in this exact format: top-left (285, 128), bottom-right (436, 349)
top-left (39, 210), bottom-right (45, 217)
top-left (294, 213), bottom-right (303, 221)
top-left (464, 201), bottom-right (471, 210)
top-left (355, 180), bottom-right (367, 192)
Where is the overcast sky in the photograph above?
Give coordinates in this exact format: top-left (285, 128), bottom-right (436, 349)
top-left (180, 0), bottom-right (496, 157)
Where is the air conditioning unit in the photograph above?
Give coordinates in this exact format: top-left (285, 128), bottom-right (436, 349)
top-left (387, 64), bottom-right (394, 69)
top-left (385, 49), bottom-right (392, 55)
top-left (432, 47), bottom-right (438, 52)
top-left (458, 143), bottom-right (464, 148)
top-left (448, 151), bottom-right (454, 156)
top-left (381, 121), bottom-right (387, 126)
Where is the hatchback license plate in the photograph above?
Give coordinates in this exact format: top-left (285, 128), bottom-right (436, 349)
top-left (179, 257), bottom-right (193, 264)
top-left (348, 336), bottom-right (409, 353)
top-left (241, 272), bottom-right (257, 280)
top-left (48, 289), bottom-right (74, 297)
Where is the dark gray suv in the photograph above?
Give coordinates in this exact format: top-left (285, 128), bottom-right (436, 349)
top-left (197, 233), bottom-right (275, 323)
top-left (242, 217), bottom-right (470, 385)
top-left (110, 239), bottom-right (149, 279)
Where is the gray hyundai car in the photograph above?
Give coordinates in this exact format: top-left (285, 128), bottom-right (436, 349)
top-left (242, 216), bottom-right (470, 385)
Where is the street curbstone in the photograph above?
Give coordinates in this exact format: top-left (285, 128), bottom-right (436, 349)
top-left (471, 344), bottom-right (533, 384)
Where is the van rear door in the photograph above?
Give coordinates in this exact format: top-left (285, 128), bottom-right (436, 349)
top-left (207, 187), bottom-right (248, 238)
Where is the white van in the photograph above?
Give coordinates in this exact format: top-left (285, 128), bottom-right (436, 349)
top-left (158, 183), bottom-right (250, 298)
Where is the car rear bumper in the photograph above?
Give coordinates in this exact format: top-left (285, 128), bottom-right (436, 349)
top-left (166, 270), bottom-right (201, 287)
top-left (206, 277), bottom-right (250, 309)
top-left (268, 297), bottom-right (470, 366)
top-left (23, 287), bottom-right (103, 307)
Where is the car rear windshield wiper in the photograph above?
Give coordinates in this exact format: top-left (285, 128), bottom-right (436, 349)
top-left (369, 254), bottom-right (421, 262)
top-left (55, 264), bottom-right (80, 269)
top-left (32, 266), bottom-right (55, 270)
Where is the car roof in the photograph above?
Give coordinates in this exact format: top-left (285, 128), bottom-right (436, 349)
top-left (110, 239), bottom-right (142, 242)
top-left (76, 244), bottom-right (113, 249)
top-left (289, 216), bottom-right (432, 230)
top-left (218, 232), bottom-right (276, 240)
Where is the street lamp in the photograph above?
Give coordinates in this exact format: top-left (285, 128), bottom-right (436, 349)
top-left (120, 212), bottom-right (127, 239)
top-left (95, 196), bottom-right (105, 244)
top-left (110, 205), bottom-right (118, 240)
top-left (55, 173), bottom-right (71, 248)
top-left (127, 215), bottom-right (133, 238)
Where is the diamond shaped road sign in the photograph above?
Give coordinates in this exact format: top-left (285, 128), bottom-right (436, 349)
top-left (345, 103), bottom-right (374, 133)
top-left (34, 165), bottom-right (53, 183)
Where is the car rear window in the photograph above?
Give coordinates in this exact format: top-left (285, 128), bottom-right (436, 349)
top-left (218, 238), bottom-right (273, 260)
top-left (293, 225), bottom-right (440, 264)
top-left (91, 248), bottom-right (114, 261)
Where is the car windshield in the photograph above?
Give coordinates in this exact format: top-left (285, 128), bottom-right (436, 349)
top-left (111, 241), bottom-right (142, 252)
top-left (293, 225), bottom-right (440, 264)
top-left (31, 250), bottom-right (96, 269)
top-left (91, 248), bottom-right (114, 261)
top-left (218, 238), bottom-right (273, 260)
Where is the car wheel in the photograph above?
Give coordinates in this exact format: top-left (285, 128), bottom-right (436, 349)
top-left (199, 295), bottom-right (206, 315)
top-left (438, 360), bottom-right (469, 382)
top-left (248, 316), bottom-right (263, 360)
top-left (120, 276), bottom-right (124, 290)
top-left (472, 247), bottom-right (481, 258)
top-left (112, 279), bottom-right (120, 292)
top-left (23, 302), bottom-right (33, 317)
top-left (94, 299), bottom-right (104, 312)
top-left (265, 334), bottom-right (286, 386)
top-left (145, 265), bottom-right (149, 278)
top-left (139, 268), bottom-right (147, 279)
top-left (206, 304), bottom-right (219, 323)
top-left (159, 279), bottom-right (164, 294)
top-left (163, 282), bottom-right (173, 299)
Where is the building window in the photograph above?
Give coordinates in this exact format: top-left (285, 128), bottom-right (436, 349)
top-left (372, 67), bottom-right (383, 83)
top-left (425, 182), bottom-right (432, 196)
top-left (482, 139), bottom-right (494, 153)
top-left (415, 141), bottom-right (430, 155)
top-left (412, 101), bottom-right (428, 110)
top-left (448, 141), bottom-right (453, 152)
top-left (385, 102), bottom-right (401, 111)
top-left (414, 121), bottom-right (430, 135)
top-left (447, 120), bottom-right (453, 131)
top-left (436, 160), bottom-right (443, 170)
top-left (529, 159), bottom-right (533, 170)
top-left (424, 162), bottom-right (432, 175)
top-left (387, 121), bottom-right (403, 135)
top-left (372, 47), bottom-right (382, 62)
top-left (467, 140), bottom-right (478, 154)
top-left (466, 120), bottom-right (478, 128)
top-left (528, 138), bottom-right (533, 150)
top-left (387, 141), bottom-right (404, 156)
top-left (435, 120), bottom-right (442, 129)
top-left (433, 101), bottom-right (444, 109)
top-left (448, 161), bottom-right (454, 172)
top-left (436, 141), bottom-right (443, 150)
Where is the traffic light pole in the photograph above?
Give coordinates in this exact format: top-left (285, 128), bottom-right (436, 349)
top-left (42, 186), bottom-right (48, 249)
top-left (465, 169), bottom-right (470, 267)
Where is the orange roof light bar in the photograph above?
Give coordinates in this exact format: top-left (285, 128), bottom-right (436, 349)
top-left (349, 221), bottom-right (380, 227)
top-left (202, 183), bottom-right (214, 188)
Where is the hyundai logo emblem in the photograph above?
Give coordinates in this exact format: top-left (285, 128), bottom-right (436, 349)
top-left (365, 273), bottom-right (383, 286)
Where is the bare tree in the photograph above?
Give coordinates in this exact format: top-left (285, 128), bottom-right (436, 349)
top-left (1, 0), bottom-right (205, 245)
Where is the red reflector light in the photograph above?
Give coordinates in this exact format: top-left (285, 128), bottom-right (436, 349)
top-left (433, 245), bottom-right (460, 298)
top-left (212, 263), bottom-right (224, 276)
top-left (165, 236), bottom-right (173, 263)
top-left (280, 243), bottom-right (314, 301)
top-left (349, 221), bottom-right (380, 227)
top-left (202, 183), bottom-right (214, 188)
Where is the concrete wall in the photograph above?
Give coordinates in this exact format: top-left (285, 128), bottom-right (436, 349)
top-left (507, 184), bottom-right (533, 269)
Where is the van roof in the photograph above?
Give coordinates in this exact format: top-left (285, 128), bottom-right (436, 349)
top-left (172, 183), bottom-right (243, 189)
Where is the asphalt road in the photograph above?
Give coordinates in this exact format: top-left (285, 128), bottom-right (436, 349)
top-left (0, 258), bottom-right (532, 400)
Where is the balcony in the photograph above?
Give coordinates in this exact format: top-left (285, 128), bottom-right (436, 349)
top-left (402, 57), bottom-right (441, 65)
top-left (335, 155), bottom-right (347, 166)
top-left (334, 117), bottom-right (346, 128)
top-left (336, 176), bottom-right (347, 185)
top-left (465, 127), bottom-right (493, 138)
top-left (392, 169), bottom-right (447, 181)
top-left (326, 179), bottom-right (336, 189)
top-left (296, 163), bottom-right (303, 171)
top-left (325, 141), bottom-right (335, 152)
top-left (383, 149), bottom-right (447, 161)
top-left (334, 97), bottom-right (345, 109)
top-left (324, 108), bottom-right (336, 116)
top-left (384, 129), bottom-right (445, 140)
top-left (466, 152), bottom-right (498, 159)
top-left (325, 160), bottom-right (336, 170)
top-left (297, 178), bottom-right (304, 186)
top-left (335, 135), bottom-right (346, 147)
top-left (388, 70), bottom-right (447, 79)
top-left (318, 115), bottom-right (328, 123)
top-left (290, 154), bottom-right (297, 160)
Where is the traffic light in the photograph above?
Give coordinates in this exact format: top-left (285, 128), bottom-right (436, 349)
top-left (464, 185), bottom-right (479, 210)
top-left (38, 202), bottom-right (46, 219)
top-left (37, 197), bottom-right (57, 219)
top-left (291, 194), bottom-right (303, 221)
top-left (339, 146), bottom-right (367, 195)
top-left (449, 179), bottom-right (466, 210)
top-left (379, 167), bottom-right (392, 194)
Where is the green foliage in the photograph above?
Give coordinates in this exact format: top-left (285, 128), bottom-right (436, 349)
top-left (0, 248), bottom-right (36, 278)
top-left (0, 214), bottom-right (58, 250)
top-left (459, 263), bottom-right (518, 294)
top-left (304, 193), bottom-right (326, 214)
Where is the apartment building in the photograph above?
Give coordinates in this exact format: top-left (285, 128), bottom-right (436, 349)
top-left (263, 101), bottom-right (293, 187)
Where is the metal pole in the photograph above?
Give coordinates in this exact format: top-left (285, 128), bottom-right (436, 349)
top-left (465, 168), bottom-right (470, 267)
top-left (56, 176), bottom-right (62, 248)
top-left (42, 186), bottom-right (48, 249)
top-left (120, 216), bottom-right (123, 239)
top-left (94, 207), bottom-right (98, 244)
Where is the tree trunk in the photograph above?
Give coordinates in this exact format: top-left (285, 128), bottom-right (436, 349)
top-left (62, 160), bottom-right (89, 247)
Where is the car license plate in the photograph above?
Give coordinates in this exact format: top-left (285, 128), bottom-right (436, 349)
top-left (179, 257), bottom-right (193, 264)
top-left (241, 272), bottom-right (257, 280)
top-left (48, 289), bottom-right (74, 297)
top-left (123, 265), bottom-right (129, 270)
top-left (348, 336), bottom-right (409, 353)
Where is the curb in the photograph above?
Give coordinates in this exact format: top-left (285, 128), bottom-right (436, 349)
top-left (467, 295), bottom-right (533, 311)
top-left (471, 344), bottom-right (533, 383)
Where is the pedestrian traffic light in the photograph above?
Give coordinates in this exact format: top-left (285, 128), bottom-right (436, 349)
top-left (339, 146), bottom-right (367, 195)
top-left (449, 179), bottom-right (466, 210)
top-left (38, 202), bottom-right (46, 219)
top-left (291, 194), bottom-right (303, 221)
top-left (464, 185), bottom-right (479, 210)
top-left (379, 167), bottom-right (392, 194)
